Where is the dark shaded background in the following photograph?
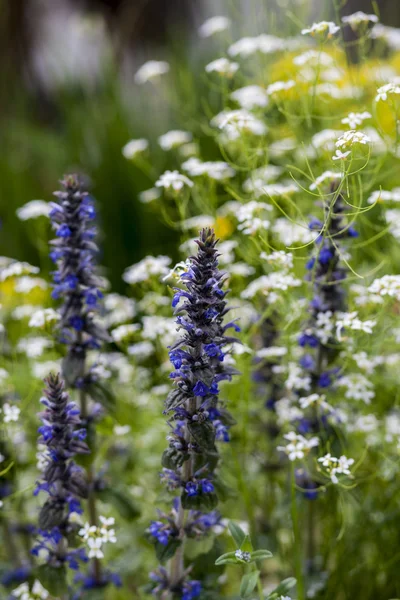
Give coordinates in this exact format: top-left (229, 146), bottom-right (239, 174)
top-left (0, 0), bottom-right (399, 291)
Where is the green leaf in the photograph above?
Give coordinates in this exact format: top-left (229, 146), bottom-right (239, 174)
top-left (185, 535), bottom-right (215, 560)
top-left (36, 565), bottom-right (68, 596)
top-left (228, 521), bottom-right (247, 548)
top-left (155, 538), bottom-right (182, 563)
top-left (270, 577), bottom-right (297, 595)
top-left (86, 381), bottom-right (116, 413)
top-left (215, 551), bottom-right (238, 565)
top-left (240, 534), bottom-right (253, 552)
top-left (250, 549), bottom-right (273, 562)
top-left (181, 490), bottom-right (218, 510)
top-left (187, 421), bottom-right (217, 452)
top-left (97, 486), bottom-right (140, 520)
top-left (240, 570), bottom-right (260, 599)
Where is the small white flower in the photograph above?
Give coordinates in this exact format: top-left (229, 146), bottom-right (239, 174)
top-left (2, 403), bottom-right (20, 423)
top-left (336, 311), bottom-right (376, 339)
top-left (123, 255), bottom-right (171, 285)
top-left (369, 275), bottom-right (400, 301)
top-left (342, 11), bottom-right (378, 29)
top-left (267, 80), bottom-right (295, 96)
top-left (182, 157), bottom-right (235, 180)
top-left (99, 516), bottom-right (115, 527)
top-left (16, 200), bottom-right (50, 221)
top-left (111, 323), bottom-right (140, 343)
top-left (134, 60), bottom-right (169, 84)
top-left (158, 130), bottom-right (192, 151)
top-left (87, 537), bottom-right (104, 559)
top-left (309, 170), bottom-right (342, 190)
top-left (29, 308), bottom-right (60, 328)
top-left (138, 187), bottom-right (161, 204)
top-left (301, 21), bottom-right (340, 39)
top-left (155, 170), bottom-right (193, 192)
top-left (122, 138), bottom-right (148, 160)
top-left (277, 431), bottom-right (319, 461)
top-left (228, 34), bottom-right (286, 58)
top-left (205, 57), bottom-right (239, 77)
top-left (198, 16), bottom-right (231, 38)
top-left (113, 424), bottom-right (131, 436)
top-left (0, 261), bottom-right (39, 281)
top-left (332, 149), bottom-right (351, 161)
top-left (260, 250), bottom-right (293, 270)
top-left (101, 528), bottom-right (117, 544)
top-left (79, 523), bottom-right (97, 540)
top-left (375, 82), bottom-right (400, 102)
top-left (341, 111), bottom-right (371, 128)
top-left (230, 85), bottom-right (269, 109)
top-left (212, 109), bottom-right (267, 140)
top-left (318, 453), bottom-right (354, 484)
top-left (17, 336), bottom-right (52, 358)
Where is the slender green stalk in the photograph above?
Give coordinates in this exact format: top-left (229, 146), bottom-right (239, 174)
top-left (291, 463), bottom-right (305, 600)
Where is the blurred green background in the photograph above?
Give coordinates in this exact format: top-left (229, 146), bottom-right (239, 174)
top-left (1, 0), bottom-right (399, 291)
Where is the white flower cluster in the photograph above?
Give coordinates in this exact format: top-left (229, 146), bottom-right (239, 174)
top-left (134, 60), bottom-right (169, 84)
top-left (158, 130), bottom-right (192, 150)
top-left (337, 374), bottom-right (375, 404)
top-left (342, 11), bottom-right (378, 29)
top-left (231, 85), bottom-right (269, 109)
top-left (375, 82), bottom-right (400, 102)
top-left (336, 311), bottom-right (376, 339)
top-left (301, 21), bottom-right (340, 39)
top-left (0, 261), bottom-right (39, 281)
top-left (236, 201), bottom-right (272, 235)
top-left (205, 57), bottom-right (239, 77)
top-left (123, 255), bottom-right (171, 285)
top-left (367, 188), bottom-right (400, 204)
top-left (111, 323), bottom-right (140, 343)
top-left (341, 111), bottom-right (371, 129)
top-left (28, 308), bottom-right (60, 328)
top-left (79, 516), bottom-right (117, 559)
top-left (11, 580), bottom-right (49, 600)
top-left (241, 273), bottom-right (302, 299)
top-left (260, 250), bottom-right (293, 270)
top-left (198, 16), bottom-right (231, 38)
top-left (333, 129), bottom-right (370, 161)
top-left (1, 403), bottom-right (21, 423)
top-left (277, 431), bottom-right (319, 461)
top-left (318, 453), bottom-right (355, 484)
top-left (212, 109), bottom-right (267, 140)
top-left (156, 170), bottom-right (193, 192)
top-left (104, 293), bottom-right (136, 327)
top-left (368, 275), bottom-right (400, 301)
top-left (122, 138), bottom-right (148, 160)
top-left (309, 170), bottom-right (342, 191)
top-left (182, 157), bottom-right (235, 180)
top-left (16, 200), bottom-right (50, 221)
top-left (228, 34), bottom-right (288, 58)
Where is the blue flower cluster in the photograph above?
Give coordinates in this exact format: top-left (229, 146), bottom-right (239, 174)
top-left (149, 499), bottom-right (221, 547)
top-left (33, 372), bottom-right (90, 568)
top-left (149, 567), bottom-right (201, 600)
top-left (49, 175), bottom-right (109, 388)
top-left (299, 185), bottom-right (356, 394)
top-left (150, 228), bottom-right (239, 598)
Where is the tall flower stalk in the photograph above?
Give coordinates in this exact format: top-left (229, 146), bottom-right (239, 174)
top-left (149, 228), bottom-right (239, 599)
top-left (49, 175), bottom-right (110, 587)
top-left (294, 179), bottom-right (357, 588)
top-left (33, 373), bottom-right (89, 575)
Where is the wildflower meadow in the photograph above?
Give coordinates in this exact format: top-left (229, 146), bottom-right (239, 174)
top-left (2, 3), bottom-right (400, 600)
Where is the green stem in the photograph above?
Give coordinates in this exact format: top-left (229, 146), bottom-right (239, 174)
top-left (78, 343), bottom-right (102, 585)
top-left (291, 464), bottom-right (305, 600)
top-left (169, 397), bottom-right (197, 593)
